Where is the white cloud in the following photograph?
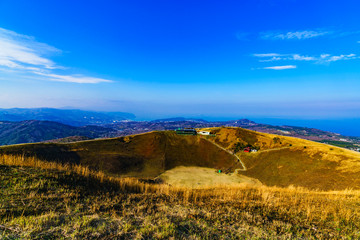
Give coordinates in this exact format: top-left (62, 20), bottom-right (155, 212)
top-left (254, 53), bottom-right (315, 62)
top-left (0, 57), bottom-right (22, 68)
top-left (254, 52), bottom-right (358, 63)
top-left (323, 54), bottom-right (356, 62)
top-left (34, 72), bottom-right (112, 84)
top-left (0, 27), bottom-right (112, 84)
top-left (261, 30), bottom-right (331, 40)
top-left (258, 57), bottom-right (282, 62)
top-left (292, 54), bottom-right (316, 61)
top-left (263, 65), bottom-right (297, 70)
top-left (253, 53), bottom-right (284, 62)
top-left (0, 28), bottom-right (58, 69)
top-left (320, 54), bottom-right (330, 59)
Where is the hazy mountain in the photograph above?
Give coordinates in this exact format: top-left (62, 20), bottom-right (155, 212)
top-left (0, 120), bottom-right (116, 145)
top-left (150, 117), bottom-right (209, 123)
top-left (0, 108), bottom-right (135, 126)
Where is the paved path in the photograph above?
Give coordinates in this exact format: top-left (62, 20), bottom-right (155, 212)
top-left (202, 138), bottom-right (247, 171)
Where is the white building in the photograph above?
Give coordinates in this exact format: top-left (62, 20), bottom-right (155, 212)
top-left (198, 131), bottom-right (211, 135)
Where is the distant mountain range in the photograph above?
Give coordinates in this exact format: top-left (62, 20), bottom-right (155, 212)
top-left (0, 108), bottom-right (135, 126)
top-left (0, 108), bottom-right (359, 151)
top-left (0, 120), bottom-right (116, 145)
top-left (150, 117), bottom-right (209, 123)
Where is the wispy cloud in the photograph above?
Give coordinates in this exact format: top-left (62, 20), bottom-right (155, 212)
top-left (0, 27), bottom-right (112, 84)
top-left (254, 53), bottom-right (358, 63)
top-left (254, 53), bottom-right (317, 62)
top-left (261, 30), bottom-right (331, 40)
top-left (292, 54), bottom-right (316, 61)
top-left (0, 28), bottom-right (58, 69)
top-left (34, 72), bottom-right (112, 84)
top-left (319, 53), bottom-right (357, 62)
top-left (263, 65), bottom-right (296, 70)
top-left (260, 29), bottom-right (360, 41)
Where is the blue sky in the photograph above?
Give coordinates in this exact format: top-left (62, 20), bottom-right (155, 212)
top-left (0, 0), bottom-right (360, 120)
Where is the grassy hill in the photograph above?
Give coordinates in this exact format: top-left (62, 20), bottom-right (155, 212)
top-left (201, 127), bottom-right (360, 190)
top-left (0, 131), bottom-right (241, 178)
top-left (1, 129), bottom-right (360, 238)
top-left (1, 155), bottom-right (359, 239)
top-left (2, 127), bottom-right (360, 190)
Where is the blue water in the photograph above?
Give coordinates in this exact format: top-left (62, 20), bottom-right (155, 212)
top-left (250, 118), bottom-right (360, 137)
top-left (145, 114), bottom-right (360, 137)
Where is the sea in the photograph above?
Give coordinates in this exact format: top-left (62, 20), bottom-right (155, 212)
top-left (251, 118), bottom-right (360, 137)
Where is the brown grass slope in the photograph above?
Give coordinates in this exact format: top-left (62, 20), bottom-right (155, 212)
top-left (1, 155), bottom-right (360, 239)
top-left (0, 131), bottom-right (241, 178)
top-left (201, 127), bottom-right (360, 190)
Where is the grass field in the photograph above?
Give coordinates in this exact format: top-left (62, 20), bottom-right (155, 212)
top-left (1, 154), bottom-right (360, 239)
top-left (157, 166), bottom-right (262, 188)
top-left (201, 127), bottom-right (360, 190)
top-left (2, 127), bottom-right (360, 238)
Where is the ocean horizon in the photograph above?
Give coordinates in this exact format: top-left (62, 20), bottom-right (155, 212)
top-left (250, 118), bottom-right (360, 138)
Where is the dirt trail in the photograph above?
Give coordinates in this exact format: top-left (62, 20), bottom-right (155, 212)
top-left (202, 138), bottom-right (247, 171)
top-left (201, 139), bottom-right (291, 172)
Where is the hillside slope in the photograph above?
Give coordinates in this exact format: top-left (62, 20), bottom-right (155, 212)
top-left (2, 127), bottom-right (360, 190)
top-left (0, 131), bottom-right (241, 178)
top-left (105, 118), bottom-right (360, 151)
top-left (2, 159), bottom-right (359, 239)
top-left (201, 127), bottom-right (360, 190)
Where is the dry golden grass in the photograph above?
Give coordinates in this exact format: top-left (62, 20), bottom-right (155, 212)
top-left (5, 127), bottom-right (360, 190)
top-left (0, 154), bottom-right (167, 195)
top-left (2, 153), bottom-right (360, 196)
top-left (202, 126), bottom-right (360, 160)
top-left (200, 127), bottom-right (360, 190)
top-left (1, 153), bottom-right (360, 215)
top-left (158, 166), bottom-right (261, 188)
top-left (2, 130), bottom-right (360, 238)
top-left (0, 152), bottom-right (360, 239)
top-left (0, 131), bottom-right (241, 178)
